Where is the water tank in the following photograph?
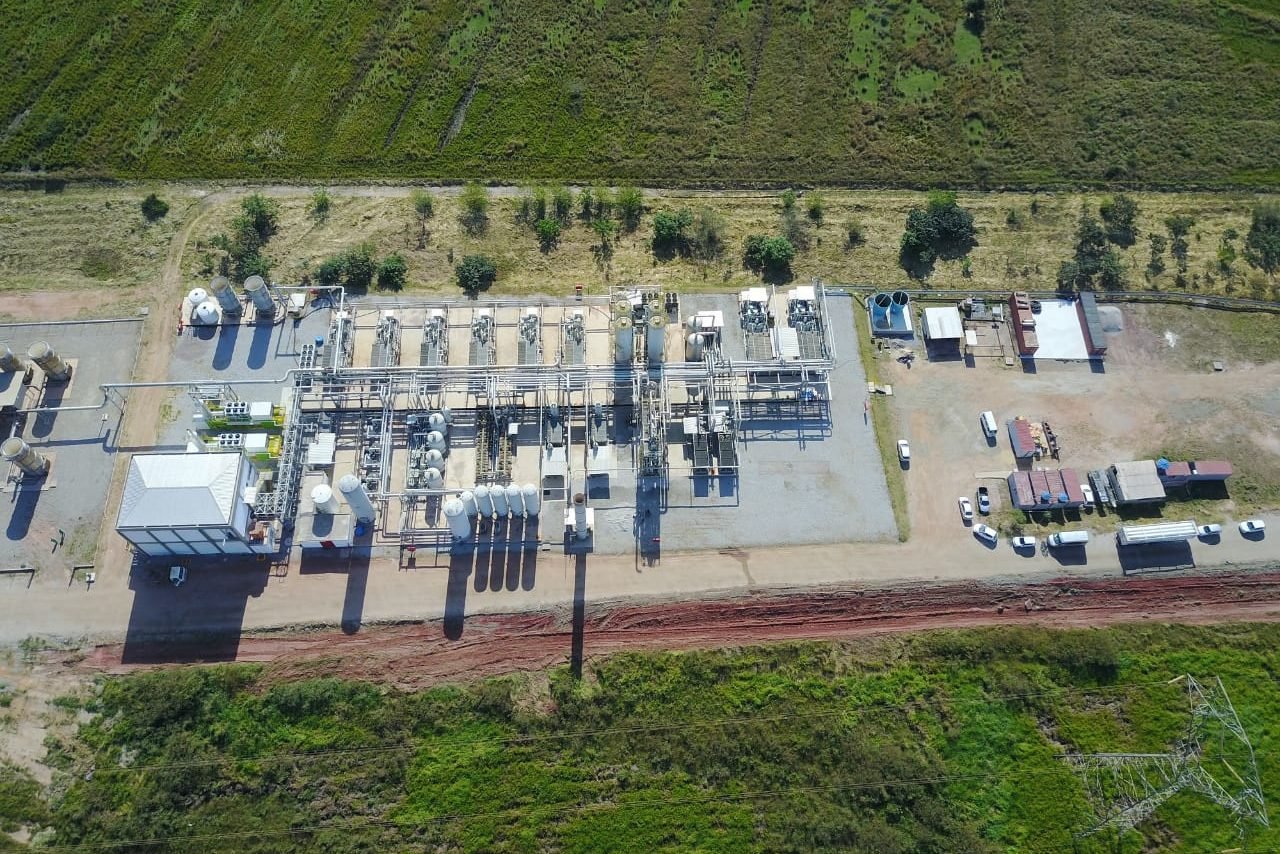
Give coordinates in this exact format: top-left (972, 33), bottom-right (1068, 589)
top-left (244, 275), bottom-right (275, 314)
top-left (474, 485), bottom-right (495, 516)
top-left (193, 300), bottom-right (221, 326)
top-left (871, 292), bottom-right (892, 328)
top-left (311, 483), bottom-right (339, 514)
top-left (26, 341), bottom-right (71, 381)
top-left (505, 483), bottom-right (524, 517)
top-left (613, 316), bottom-right (634, 363)
top-left (423, 467), bottom-right (444, 489)
top-left (337, 474), bottom-right (376, 523)
top-left (460, 490), bottom-right (478, 516)
top-left (685, 332), bottom-right (704, 361)
top-left (521, 483), bottom-right (540, 516)
top-left (0, 344), bottom-right (26, 373)
top-left (573, 492), bottom-right (589, 540)
top-left (1, 437), bottom-right (48, 477)
top-left (443, 498), bottom-right (471, 539)
top-left (490, 484), bottom-right (509, 516)
top-left (427, 412), bottom-right (448, 434)
top-left (209, 275), bottom-right (242, 314)
top-left (186, 287), bottom-right (208, 310)
top-left (891, 290), bottom-right (910, 318)
top-left (423, 448), bottom-right (445, 469)
top-left (647, 313), bottom-right (667, 363)
top-left (425, 430), bottom-right (446, 451)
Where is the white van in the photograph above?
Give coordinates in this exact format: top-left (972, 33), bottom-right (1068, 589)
top-left (1048, 530), bottom-right (1090, 547)
top-left (980, 411), bottom-right (998, 439)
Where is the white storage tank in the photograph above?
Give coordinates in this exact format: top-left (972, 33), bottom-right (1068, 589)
top-left (423, 448), bottom-right (445, 469)
top-left (443, 498), bottom-right (471, 539)
top-left (426, 430), bottom-right (446, 451)
top-left (209, 275), bottom-right (242, 314)
top-left (474, 485), bottom-right (494, 516)
top-left (1, 437), bottom-right (48, 477)
top-left (337, 474), bottom-right (376, 523)
top-left (423, 467), bottom-right (444, 489)
top-left (186, 288), bottom-right (208, 313)
top-left (26, 341), bottom-right (71, 381)
top-left (193, 300), bottom-right (221, 326)
top-left (646, 313), bottom-right (667, 363)
top-left (244, 275), bottom-right (275, 314)
top-left (685, 332), bottom-right (704, 361)
top-left (311, 483), bottom-right (340, 514)
top-left (613, 316), bottom-right (634, 363)
top-left (490, 484), bottom-right (509, 516)
top-left (521, 483), bottom-right (540, 516)
top-left (505, 483), bottom-right (524, 517)
top-left (428, 412), bottom-right (448, 434)
top-left (460, 490), bottom-right (478, 516)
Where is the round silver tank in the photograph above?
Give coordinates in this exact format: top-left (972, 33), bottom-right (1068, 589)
top-left (244, 275), bottom-right (275, 314)
top-left (423, 448), bottom-right (445, 469)
top-left (505, 483), bottom-right (524, 517)
top-left (474, 485), bottom-right (494, 516)
top-left (685, 332), bottom-right (704, 361)
top-left (460, 490), bottom-right (478, 516)
top-left (1, 437), bottom-right (48, 477)
top-left (427, 412), bottom-right (448, 434)
top-left (311, 483), bottom-right (339, 514)
top-left (0, 344), bottom-right (26, 373)
top-left (426, 430), bottom-right (446, 451)
top-left (646, 313), bottom-right (667, 363)
top-left (443, 498), bottom-right (471, 539)
top-left (194, 300), bottom-right (221, 325)
top-left (26, 341), bottom-right (71, 381)
top-left (573, 492), bottom-right (589, 539)
top-left (337, 474), bottom-right (376, 523)
top-left (613, 316), bottom-right (634, 363)
top-left (490, 484), bottom-right (509, 516)
top-left (423, 467), bottom-right (444, 489)
top-left (209, 275), bottom-right (242, 314)
top-left (521, 483), bottom-right (540, 516)
top-left (186, 287), bottom-right (208, 308)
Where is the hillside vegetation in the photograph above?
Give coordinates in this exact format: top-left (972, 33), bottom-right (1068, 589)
top-left (17, 624), bottom-right (1280, 851)
top-left (2, 0), bottom-right (1279, 185)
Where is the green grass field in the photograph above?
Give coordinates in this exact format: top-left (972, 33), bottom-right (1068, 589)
top-left (2, 0), bottom-right (1279, 186)
top-left (15, 624), bottom-right (1278, 851)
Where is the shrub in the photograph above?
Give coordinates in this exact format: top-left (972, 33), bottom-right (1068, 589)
top-left (411, 189), bottom-right (434, 221)
top-left (140, 193), bottom-right (169, 222)
top-left (1245, 201), bottom-right (1280, 274)
top-left (898, 190), bottom-right (977, 276)
top-left (805, 191), bottom-right (825, 223)
top-left (535, 218), bottom-right (561, 251)
top-left (1147, 233), bottom-right (1167, 277)
top-left (376, 252), bottom-right (407, 290)
top-left (456, 255), bottom-right (497, 294)
top-left (341, 243), bottom-right (377, 289)
top-left (652, 209), bottom-right (693, 250)
top-left (780, 189), bottom-right (797, 211)
top-left (459, 182), bottom-right (489, 234)
top-left (744, 234), bottom-right (795, 271)
top-left (691, 208), bottom-right (727, 260)
top-left (315, 256), bottom-right (345, 287)
top-left (1166, 214), bottom-right (1195, 272)
top-left (240, 193), bottom-right (280, 242)
top-left (308, 188), bottom-right (331, 223)
top-left (551, 186), bottom-right (573, 221)
top-left (1005, 208), bottom-right (1025, 230)
top-left (844, 218), bottom-right (865, 248)
top-left (1098, 193), bottom-right (1139, 247)
top-left (591, 217), bottom-right (617, 250)
top-left (781, 208), bottom-right (811, 251)
top-left (616, 186), bottom-right (643, 231)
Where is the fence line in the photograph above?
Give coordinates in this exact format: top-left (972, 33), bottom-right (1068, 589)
top-left (826, 284), bottom-right (1280, 314)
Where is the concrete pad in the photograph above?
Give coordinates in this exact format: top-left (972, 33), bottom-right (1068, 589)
top-left (1030, 300), bottom-right (1089, 361)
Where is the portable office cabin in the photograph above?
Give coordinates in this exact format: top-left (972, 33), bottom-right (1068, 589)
top-left (116, 452), bottom-right (259, 557)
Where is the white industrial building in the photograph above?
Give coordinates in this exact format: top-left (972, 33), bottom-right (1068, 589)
top-left (115, 452), bottom-right (276, 557)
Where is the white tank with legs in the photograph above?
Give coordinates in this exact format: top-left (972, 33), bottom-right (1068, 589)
top-left (337, 474), bottom-right (376, 523)
top-left (443, 498), bottom-right (471, 540)
top-left (521, 483), bottom-right (540, 516)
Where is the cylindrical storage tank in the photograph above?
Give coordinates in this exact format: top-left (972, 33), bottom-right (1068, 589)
top-left (891, 290), bottom-right (909, 318)
top-left (425, 430), bottom-right (446, 451)
top-left (872, 292), bottom-right (892, 327)
top-left (337, 474), bottom-right (376, 523)
top-left (423, 448), bottom-right (445, 469)
top-left (521, 483), bottom-right (540, 516)
top-left (685, 332), bottom-right (704, 361)
top-left (613, 316), bottom-right (634, 363)
top-left (440, 407), bottom-right (453, 424)
top-left (646, 313), bottom-right (667, 363)
top-left (194, 300), bottom-right (221, 326)
top-left (244, 275), bottom-right (275, 314)
top-left (573, 493), bottom-right (589, 540)
top-left (0, 344), bottom-right (25, 373)
top-left (490, 484), bottom-right (509, 517)
top-left (505, 483), bottom-right (524, 517)
top-left (613, 298), bottom-right (632, 317)
top-left (1, 437), bottom-right (48, 477)
top-left (427, 412), bottom-right (448, 435)
top-left (26, 341), bottom-right (71, 381)
top-left (186, 287), bottom-right (208, 310)
top-left (423, 467), bottom-right (444, 489)
top-left (311, 483), bottom-right (340, 514)
top-left (443, 497), bottom-right (471, 539)
top-left (209, 275), bottom-right (242, 314)
top-left (474, 485), bottom-right (494, 516)
top-left (460, 490), bottom-right (478, 517)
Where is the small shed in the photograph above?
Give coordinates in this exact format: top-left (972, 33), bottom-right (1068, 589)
top-left (1106, 460), bottom-right (1166, 504)
top-left (1007, 417), bottom-right (1037, 459)
top-left (922, 307), bottom-right (963, 342)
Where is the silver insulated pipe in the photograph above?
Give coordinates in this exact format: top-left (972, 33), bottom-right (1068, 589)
top-left (244, 275), bottom-right (276, 314)
top-left (0, 344), bottom-right (26, 373)
top-left (1, 437), bottom-right (48, 477)
top-left (209, 276), bottom-right (243, 314)
top-left (26, 341), bottom-right (71, 381)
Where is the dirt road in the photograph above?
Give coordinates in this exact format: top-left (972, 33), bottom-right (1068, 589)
top-left (78, 568), bottom-right (1280, 688)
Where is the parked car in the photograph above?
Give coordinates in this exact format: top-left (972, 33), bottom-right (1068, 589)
top-left (958, 497), bottom-right (974, 522)
top-left (1239, 519), bottom-right (1266, 535)
top-left (973, 524), bottom-right (998, 545)
top-left (1198, 524), bottom-right (1222, 537)
top-left (897, 439), bottom-right (911, 463)
top-left (169, 565), bottom-right (187, 587)
top-left (1011, 536), bottom-right (1037, 550)
top-left (976, 486), bottom-right (991, 514)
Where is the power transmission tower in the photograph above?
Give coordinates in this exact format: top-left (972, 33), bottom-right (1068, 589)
top-left (1063, 675), bottom-right (1268, 839)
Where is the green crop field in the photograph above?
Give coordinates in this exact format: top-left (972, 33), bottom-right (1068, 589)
top-left (12, 624), bottom-right (1277, 851)
top-left (2, 0), bottom-right (1279, 185)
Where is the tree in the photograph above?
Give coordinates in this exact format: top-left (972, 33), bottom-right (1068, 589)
top-left (652, 209), bottom-right (693, 249)
top-left (1245, 201), bottom-right (1280, 274)
top-left (1097, 250), bottom-right (1125, 290)
top-left (781, 207), bottom-right (811, 251)
top-left (743, 235), bottom-right (796, 272)
top-left (551, 186), bottom-right (573, 222)
top-left (315, 256), bottom-right (345, 287)
top-left (240, 193), bottom-right (280, 242)
top-left (459, 182), bottom-right (489, 235)
top-left (411, 189), bottom-right (434, 222)
top-left (806, 192), bottom-right (825, 224)
top-left (964, 0), bottom-right (986, 35)
top-left (591, 185), bottom-right (613, 219)
top-left (577, 187), bottom-right (594, 220)
top-left (898, 190), bottom-right (977, 276)
top-left (1166, 214), bottom-right (1195, 272)
top-left (1098, 194), bottom-right (1139, 247)
top-left (535, 218), bottom-right (561, 251)
top-left (376, 253), bottom-right (407, 290)
top-left (616, 186), bottom-right (643, 231)
top-left (1147, 233), bottom-right (1167, 277)
top-left (341, 243), bottom-right (377, 289)
top-left (456, 255), bottom-right (497, 294)
top-left (140, 194), bottom-right (169, 222)
top-left (780, 189), bottom-right (797, 212)
top-left (1073, 211), bottom-right (1109, 277)
top-left (308, 188), bottom-right (331, 223)
top-left (590, 217), bottom-right (617, 249)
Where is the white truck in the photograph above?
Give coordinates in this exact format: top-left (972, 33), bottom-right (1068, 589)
top-left (1047, 530), bottom-right (1090, 548)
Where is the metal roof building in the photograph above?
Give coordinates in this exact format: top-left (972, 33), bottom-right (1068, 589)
top-left (922, 307), bottom-right (963, 341)
top-left (116, 452), bottom-right (267, 557)
top-left (1106, 460), bottom-right (1167, 504)
top-left (1007, 468), bottom-right (1087, 510)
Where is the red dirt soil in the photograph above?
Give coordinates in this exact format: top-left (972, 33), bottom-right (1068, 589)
top-left (78, 571), bottom-right (1280, 688)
